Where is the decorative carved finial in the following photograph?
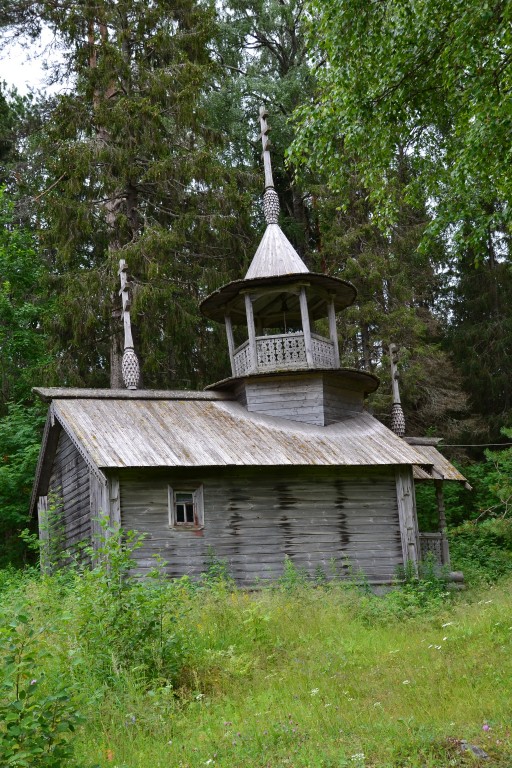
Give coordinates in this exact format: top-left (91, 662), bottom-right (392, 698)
top-left (259, 105), bottom-right (280, 225)
top-left (119, 259), bottom-right (140, 390)
top-left (389, 343), bottom-right (406, 437)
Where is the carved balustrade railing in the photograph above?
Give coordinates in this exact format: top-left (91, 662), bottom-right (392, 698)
top-left (232, 332), bottom-right (336, 376)
top-left (419, 532), bottom-right (445, 566)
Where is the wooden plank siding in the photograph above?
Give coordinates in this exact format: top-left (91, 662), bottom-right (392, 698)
top-left (118, 466), bottom-right (403, 585)
top-left (48, 430), bottom-right (91, 556)
top-left (237, 374), bottom-right (365, 427)
top-left (237, 376), bottom-right (325, 425)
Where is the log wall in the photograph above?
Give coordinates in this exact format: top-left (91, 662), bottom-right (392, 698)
top-left (48, 430), bottom-right (91, 555)
top-left (119, 466), bottom-right (403, 585)
top-left (236, 374), bottom-right (365, 426)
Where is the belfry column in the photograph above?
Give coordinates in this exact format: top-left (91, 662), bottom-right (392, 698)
top-left (327, 297), bottom-right (340, 367)
top-left (244, 294), bottom-right (258, 373)
top-left (224, 314), bottom-right (236, 376)
top-left (299, 287), bottom-right (314, 367)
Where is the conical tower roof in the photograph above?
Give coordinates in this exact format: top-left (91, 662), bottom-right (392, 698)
top-left (244, 224), bottom-right (309, 279)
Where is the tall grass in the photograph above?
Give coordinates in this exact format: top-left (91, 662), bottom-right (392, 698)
top-left (1, 550), bottom-right (510, 768)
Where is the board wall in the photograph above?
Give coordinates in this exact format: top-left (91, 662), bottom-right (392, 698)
top-left (47, 430), bottom-right (91, 555)
top-left (119, 466), bottom-right (403, 585)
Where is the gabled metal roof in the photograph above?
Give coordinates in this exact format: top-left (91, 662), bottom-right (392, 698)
top-left (46, 395), bottom-right (426, 470)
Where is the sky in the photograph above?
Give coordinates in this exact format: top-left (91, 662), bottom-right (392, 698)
top-left (1, 29), bottom-right (57, 95)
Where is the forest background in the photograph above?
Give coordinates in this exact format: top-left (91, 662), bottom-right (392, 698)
top-left (1, 0), bottom-right (512, 569)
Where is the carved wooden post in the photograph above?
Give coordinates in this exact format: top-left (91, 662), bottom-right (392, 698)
top-left (119, 259), bottom-right (140, 389)
top-left (259, 106), bottom-right (280, 225)
top-left (389, 343), bottom-right (406, 437)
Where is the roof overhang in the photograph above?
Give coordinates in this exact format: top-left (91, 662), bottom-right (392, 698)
top-left (406, 437), bottom-right (469, 485)
top-left (205, 368), bottom-right (380, 396)
top-left (200, 273), bottom-right (357, 324)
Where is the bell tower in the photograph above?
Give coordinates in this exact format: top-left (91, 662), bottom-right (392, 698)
top-left (201, 108), bottom-right (379, 425)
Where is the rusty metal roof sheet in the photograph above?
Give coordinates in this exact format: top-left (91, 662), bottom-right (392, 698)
top-left (51, 397), bottom-right (426, 469)
top-left (410, 443), bottom-right (467, 482)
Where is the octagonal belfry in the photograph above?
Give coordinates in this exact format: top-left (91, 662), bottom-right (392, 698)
top-left (201, 108), bottom-right (356, 379)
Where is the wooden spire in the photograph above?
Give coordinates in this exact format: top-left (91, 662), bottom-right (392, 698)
top-left (389, 343), bottom-right (405, 437)
top-left (241, 108), bottom-right (308, 280)
top-left (259, 106), bottom-right (280, 225)
top-left (259, 105), bottom-right (274, 190)
top-left (119, 259), bottom-right (140, 390)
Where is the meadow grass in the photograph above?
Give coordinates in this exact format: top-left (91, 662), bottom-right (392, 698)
top-left (76, 582), bottom-right (510, 768)
top-left (2, 564), bottom-right (510, 768)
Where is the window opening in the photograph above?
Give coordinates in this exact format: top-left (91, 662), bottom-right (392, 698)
top-left (175, 492), bottom-right (195, 524)
top-left (168, 485), bottom-right (204, 529)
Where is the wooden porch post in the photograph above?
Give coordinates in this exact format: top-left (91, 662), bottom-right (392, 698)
top-left (244, 293), bottom-right (258, 373)
top-left (299, 287), bottom-right (314, 367)
top-left (435, 479), bottom-right (451, 568)
top-left (327, 297), bottom-right (340, 367)
top-left (224, 314), bottom-right (236, 377)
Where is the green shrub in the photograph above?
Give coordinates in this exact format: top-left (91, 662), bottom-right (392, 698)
top-left (0, 609), bottom-right (85, 768)
top-left (68, 529), bottom-right (196, 686)
top-left (449, 518), bottom-right (512, 583)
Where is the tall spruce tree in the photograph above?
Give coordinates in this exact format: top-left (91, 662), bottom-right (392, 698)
top-left (3, 0), bottom-right (256, 390)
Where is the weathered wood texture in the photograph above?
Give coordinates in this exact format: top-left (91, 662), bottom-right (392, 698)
top-left (236, 373), bottom-right (364, 426)
top-left (322, 378), bottom-right (364, 424)
top-left (37, 496), bottom-right (49, 572)
top-left (90, 473), bottom-right (109, 550)
top-left (395, 466), bottom-right (420, 566)
top-left (48, 430), bottom-right (91, 555)
top-left (118, 466), bottom-right (403, 585)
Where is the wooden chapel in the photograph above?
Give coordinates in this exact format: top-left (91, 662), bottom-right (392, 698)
top-left (30, 109), bottom-right (465, 585)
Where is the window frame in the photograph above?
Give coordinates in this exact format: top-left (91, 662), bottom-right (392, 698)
top-left (168, 485), bottom-right (204, 530)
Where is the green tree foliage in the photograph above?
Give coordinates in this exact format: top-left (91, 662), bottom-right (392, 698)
top-left (290, 0), bottom-right (512, 249)
top-left (0, 190), bottom-right (50, 405)
top-left (289, 0), bottom-right (512, 432)
top-left (448, 253), bottom-right (512, 427)
top-left (0, 189), bottom-right (48, 566)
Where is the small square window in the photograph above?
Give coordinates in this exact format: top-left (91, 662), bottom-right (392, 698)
top-left (168, 486), bottom-right (204, 529)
